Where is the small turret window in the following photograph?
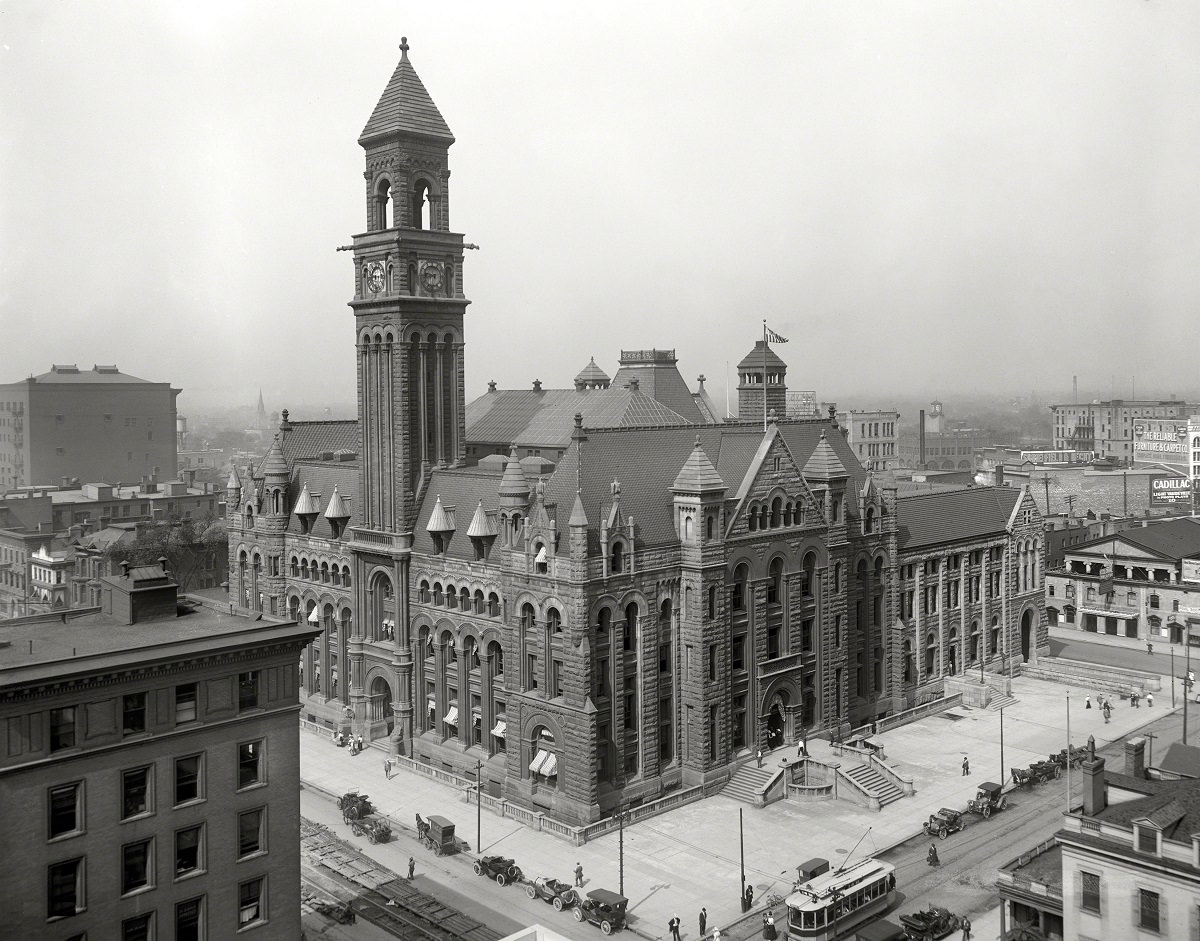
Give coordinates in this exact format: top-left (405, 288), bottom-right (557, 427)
top-left (375, 179), bottom-right (392, 229)
top-left (412, 179), bottom-right (431, 229)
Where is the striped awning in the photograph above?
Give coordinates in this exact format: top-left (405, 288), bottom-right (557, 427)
top-left (491, 721), bottom-right (506, 739)
top-left (529, 749), bottom-right (553, 775)
top-left (443, 706), bottom-right (459, 726)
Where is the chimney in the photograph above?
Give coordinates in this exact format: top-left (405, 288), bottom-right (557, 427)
top-left (532, 379), bottom-right (543, 392)
top-left (994, 465), bottom-right (1005, 488)
top-left (1082, 739), bottom-right (1106, 816)
top-left (488, 380), bottom-right (497, 393)
top-left (919, 409), bottom-right (926, 468)
top-left (628, 378), bottom-right (640, 392)
top-left (1125, 737), bottom-right (1146, 779)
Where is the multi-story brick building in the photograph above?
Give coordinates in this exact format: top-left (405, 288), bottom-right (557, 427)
top-left (0, 564), bottom-right (318, 939)
top-left (0, 364), bottom-right (181, 491)
top-left (226, 41), bottom-right (1048, 825)
top-left (1044, 516), bottom-right (1200, 648)
top-left (840, 410), bottom-right (900, 473)
top-left (1049, 398), bottom-right (1199, 466)
top-left (897, 401), bottom-right (979, 471)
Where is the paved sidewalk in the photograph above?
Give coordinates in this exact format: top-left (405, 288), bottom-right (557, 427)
top-left (300, 671), bottom-right (1169, 939)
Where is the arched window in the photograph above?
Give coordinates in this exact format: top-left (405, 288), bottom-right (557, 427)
top-left (748, 507), bottom-right (758, 533)
top-left (446, 583), bottom-right (457, 609)
top-left (411, 179), bottom-right (431, 230)
top-left (990, 615), bottom-right (1001, 654)
top-left (767, 557), bottom-right (784, 606)
top-left (624, 603), bottom-right (639, 652)
top-left (474, 589), bottom-right (486, 614)
top-left (460, 587), bottom-right (471, 610)
top-left (903, 639), bottom-right (914, 684)
top-left (288, 596), bottom-right (300, 623)
top-left (802, 552), bottom-right (817, 597)
top-left (375, 178), bottom-right (392, 229)
top-left (611, 541), bottom-right (625, 574)
top-left (289, 556), bottom-right (299, 577)
top-left (488, 592), bottom-right (501, 617)
top-left (323, 603), bottom-right (336, 636)
top-left (706, 514), bottom-right (716, 540)
top-left (833, 562), bottom-right (843, 593)
top-left (320, 562), bottom-right (329, 583)
top-left (865, 506), bottom-right (877, 534)
top-left (418, 580), bottom-right (431, 604)
top-left (547, 607), bottom-right (562, 633)
top-left (770, 497), bottom-right (782, 528)
top-left (831, 498), bottom-right (841, 523)
top-left (731, 563), bottom-right (748, 611)
top-left (925, 632), bottom-right (937, 676)
top-left (342, 566), bottom-right (351, 588)
top-left (330, 565), bottom-right (341, 587)
top-left (433, 582), bottom-right (444, 605)
top-left (529, 726), bottom-right (558, 783)
top-left (340, 607), bottom-right (352, 638)
top-left (300, 558), bottom-right (310, 580)
top-left (597, 607), bottom-right (611, 636)
top-left (521, 603), bottom-right (536, 633)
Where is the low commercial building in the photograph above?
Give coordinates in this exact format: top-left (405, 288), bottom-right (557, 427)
top-left (1044, 516), bottom-right (1200, 647)
top-left (1050, 399), bottom-right (1198, 466)
top-left (840, 410), bottom-right (900, 473)
top-left (0, 565), bottom-right (318, 939)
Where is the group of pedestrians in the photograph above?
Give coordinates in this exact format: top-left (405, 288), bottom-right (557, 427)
top-left (332, 729), bottom-right (365, 754)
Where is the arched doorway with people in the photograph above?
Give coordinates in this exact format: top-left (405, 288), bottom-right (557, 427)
top-left (760, 680), bottom-right (798, 751)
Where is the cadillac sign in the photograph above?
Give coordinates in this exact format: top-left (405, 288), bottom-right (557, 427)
top-left (1149, 476), bottom-right (1192, 506)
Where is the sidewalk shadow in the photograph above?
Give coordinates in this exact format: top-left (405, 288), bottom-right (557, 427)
top-left (628, 882), bottom-right (671, 913)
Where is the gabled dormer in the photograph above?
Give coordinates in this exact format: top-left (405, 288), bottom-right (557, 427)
top-left (526, 478), bottom-right (558, 575)
top-left (599, 479), bottom-right (635, 576)
top-left (729, 426), bottom-right (824, 537)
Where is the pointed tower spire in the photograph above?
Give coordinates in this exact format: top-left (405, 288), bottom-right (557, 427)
top-left (803, 430), bottom-right (850, 481)
top-left (671, 435), bottom-right (726, 494)
top-left (359, 37), bottom-right (455, 147)
top-left (260, 434), bottom-right (289, 481)
top-left (324, 486), bottom-right (350, 521)
top-left (293, 483), bottom-right (319, 516)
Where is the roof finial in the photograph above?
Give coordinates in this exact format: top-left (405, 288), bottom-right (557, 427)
top-left (399, 36), bottom-right (410, 61)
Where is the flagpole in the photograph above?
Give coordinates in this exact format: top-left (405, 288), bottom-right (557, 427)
top-left (762, 320), bottom-right (768, 432)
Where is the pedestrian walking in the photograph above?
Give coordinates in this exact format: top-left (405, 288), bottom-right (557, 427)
top-left (669, 914), bottom-right (681, 941)
top-left (712, 929), bottom-right (722, 941)
top-left (1148, 691), bottom-right (1154, 707)
top-left (961, 915), bottom-right (972, 940)
top-left (745, 884), bottom-right (754, 908)
top-left (756, 748), bottom-right (764, 768)
top-left (699, 907), bottom-right (707, 935)
top-left (407, 856), bottom-right (415, 880)
top-left (356, 733), bottom-right (364, 752)
top-left (1085, 696), bottom-right (1092, 709)
top-left (575, 862), bottom-right (584, 887)
top-left (383, 757), bottom-right (392, 778)
top-left (1147, 641), bottom-right (1154, 656)
top-left (927, 843), bottom-right (940, 866)
top-left (1103, 702), bottom-right (1112, 724)
top-left (962, 756), bottom-right (969, 776)
top-left (763, 912), bottom-right (777, 941)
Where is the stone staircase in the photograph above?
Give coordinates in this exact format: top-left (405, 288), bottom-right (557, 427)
top-left (841, 763), bottom-right (905, 808)
top-left (721, 762), bottom-right (780, 804)
top-left (988, 691), bottom-right (1020, 712)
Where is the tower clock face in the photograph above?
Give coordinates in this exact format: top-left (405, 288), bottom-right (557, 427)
top-left (366, 262), bottom-right (385, 294)
top-left (420, 262), bottom-right (444, 293)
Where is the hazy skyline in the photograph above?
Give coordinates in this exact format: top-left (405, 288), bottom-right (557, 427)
top-left (4, 2), bottom-right (1198, 415)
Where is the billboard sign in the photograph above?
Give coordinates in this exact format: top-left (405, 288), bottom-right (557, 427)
top-left (1150, 476), bottom-right (1192, 506)
top-left (1134, 420), bottom-right (1189, 468)
top-left (1183, 559), bottom-right (1200, 585)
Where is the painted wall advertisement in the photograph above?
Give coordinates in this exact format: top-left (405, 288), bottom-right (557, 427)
top-left (1134, 421), bottom-right (1188, 468)
top-left (1149, 475), bottom-right (1192, 506)
top-left (1183, 559), bottom-right (1200, 584)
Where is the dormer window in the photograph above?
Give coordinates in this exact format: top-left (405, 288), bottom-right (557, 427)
top-left (610, 540), bottom-right (625, 574)
top-left (534, 544), bottom-right (549, 574)
top-left (1136, 825), bottom-right (1160, 856)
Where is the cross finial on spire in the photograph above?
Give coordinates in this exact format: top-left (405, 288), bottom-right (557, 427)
top-left (399, 36), bottom-right (410, 60)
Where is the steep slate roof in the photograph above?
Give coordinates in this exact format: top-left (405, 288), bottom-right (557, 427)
top-left (467, 388), bottom-right (689, 449)
top-left (278, 421), bottom-right (359, 464)
top-left (285, 462), bottom-right (359, 539)
top-left (609, 362), bottom-right (705, 422)
top-left (359, 42), bottom-right (454, 145)
top-left (412, 469), bottom-right (514, 561)
top-left (736, 340), bottom-right (787, 371)
top-left (1069, 516), bottom-right (1200, 561)
top-left (1094, 776), bottom-right (1200, 839)
top-left (1159, 742), bottom-right (1200, 779)
top-left (895, 486), bottom-right (1022, 550)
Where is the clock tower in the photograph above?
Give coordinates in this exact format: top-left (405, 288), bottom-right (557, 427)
top-left (352, 37), bottom-right (469, 534)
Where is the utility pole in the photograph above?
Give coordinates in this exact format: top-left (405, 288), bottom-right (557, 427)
top-left (1000, 707), bottom-right (1006, 785)
top-left (1043, 475), bottom-right (1051, 516)
top-left (1172, 648), bottom-right (1177, 708)
top-left (1065, 694), bottom-right (1071, 812)
top-left (739, 807), bottom-right (746, 910)
top-left (1144, 731), bottom-right (1157, 770)
top-left (616, 808), bottom-right (628, 898)
top-left (1185, 643), bottom-right (1191, 746)
top-left (473, 758), bottom-right (483, 856)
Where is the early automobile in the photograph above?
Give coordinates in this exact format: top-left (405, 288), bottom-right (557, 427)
top-left (473, 855), bottom-right (523, 886)
top-left (337, 791), bottom-right (373, 822)
top-left (898, 904), bottom-right (961, 941)
top-left (965, 782), bottom-right (1008, 818)
top-left (1027, 760), bottom-right (1061, 784)
top-left (922, 808), bottom-right (965, 840)
top-left (573, 888), bottom-right (628, 935)
top-left (526, 875), bottom-right (578, 910)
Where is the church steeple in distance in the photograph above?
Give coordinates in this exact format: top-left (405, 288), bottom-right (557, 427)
top-left (351, 37), bottom-right (471, 535)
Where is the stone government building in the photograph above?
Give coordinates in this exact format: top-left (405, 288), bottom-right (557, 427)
top-left (226, 41), bottom-right (1048, 825)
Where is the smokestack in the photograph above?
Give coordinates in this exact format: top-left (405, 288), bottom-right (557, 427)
top-left (1073, 375), bottom-right (1078, 405)
top-left (919, 409), bottom-right (926, 468)
top-left (994, 466), bottom-right (1005, 488)
top-left (1125, 737), bottom-right (1146, 779)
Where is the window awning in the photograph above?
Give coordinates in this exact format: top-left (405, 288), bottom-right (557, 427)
top-left (307, 607), bottom-right (320, 623)
top-left (529, 748), bottom-right (552, 775)
top-left (472, 712), bottom-right (481, 726)
top-left (541, 751), bottom-right (559, 777)
top-left (443, 706), bottom-right (459, 726)
top-left (491, 720), bottom-right (506, 738)
top-left (535, 546), bottom-right (548, 564)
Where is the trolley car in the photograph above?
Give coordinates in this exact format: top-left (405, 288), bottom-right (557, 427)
top-left (786, 857), bottom-right (897, 941)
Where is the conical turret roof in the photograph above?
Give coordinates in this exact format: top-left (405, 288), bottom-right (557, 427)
top-left (569, 490), bottom-right (589, 527)
top-left (671, 436), bottom-right (725, 493)
top-left (737, 340), bottom-right (787, 372)
top-left (803, 431), bottom-right (849, 480)
top-left (359, 38), bottom-right (454, 145)
top-left (426, 495), bottom-right (456, 533)
top-left (260, 435), bottom-right (289, 478)
top-left (293, 483), bottom-right (319, 516)
top-left (466, 500), bottom-right (498, 538)
top-left (499, 449), bottom-right (531, 497)
top-left (324, 486), bottom-right (350, 520)
top-left (226, 464), bottom-right (242, 490)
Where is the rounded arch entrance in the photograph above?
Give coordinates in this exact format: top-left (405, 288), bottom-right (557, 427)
top-left (1020, 607), bottom-right (1036, 663)
top-left (368, 673), bottom-right (396, 735)
top-left (761, 680), bottom-right (799, 750)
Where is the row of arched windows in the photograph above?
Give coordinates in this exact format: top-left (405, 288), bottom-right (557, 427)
top-left (417, 579), bottom-right (501, 617)
top-left (290, 556), bottom-right (352, 587)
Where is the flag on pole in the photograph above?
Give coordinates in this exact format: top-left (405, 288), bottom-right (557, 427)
top-left (765, 325), bottom-right (789, 344)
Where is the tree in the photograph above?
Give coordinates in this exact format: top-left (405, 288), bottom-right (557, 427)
top-left (103, 515), bottom-right (228, 594)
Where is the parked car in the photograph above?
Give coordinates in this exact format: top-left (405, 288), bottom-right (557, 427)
top-left (526, 875), bottom-right (578, 910)
top-left (965, 782), bottom-right (1008, 818)
top-left (922, 808), bottom-right (965, 840)
top-left (899, 905), bottom-right (960, 941)
top-left (473, 855), bottom-right (523, 886)
top-left (573, 888), bottom-right (628, 934)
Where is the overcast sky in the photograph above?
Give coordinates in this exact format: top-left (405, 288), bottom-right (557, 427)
top-left (3, 2), bottom-right (1197, 417)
